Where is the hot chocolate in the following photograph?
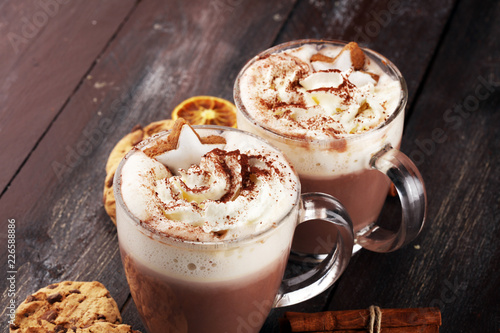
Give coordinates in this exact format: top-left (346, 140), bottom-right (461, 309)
top-left (115, 121), bottom-right (300, 332)
top-left (235, 40), bottom-right (425, 254)
top-left (121, 250), bottom-right (287, 333)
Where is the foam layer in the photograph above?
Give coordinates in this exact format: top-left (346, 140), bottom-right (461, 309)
top-left (117, 204), bottom-right (297, 281)
top-left (116, 126), bottom-right (299, 280)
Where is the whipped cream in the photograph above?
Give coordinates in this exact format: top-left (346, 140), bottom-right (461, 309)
top-left (238, 43), bottom-right (402, 139)
top-left (118, 125), bottom-right (299, 243)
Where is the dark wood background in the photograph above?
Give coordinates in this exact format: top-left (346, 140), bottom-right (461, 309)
top-left (1, 0), bottom-right (498, 332)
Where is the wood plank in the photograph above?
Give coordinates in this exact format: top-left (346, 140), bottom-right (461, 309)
top-left (0, 0), bottom-right (137, 192)
top-left (0, 0), bottom-right (297, 332)
top-left (326, 0), bottom-right (500, 332)
top-left (275, 0), bottom-right (457, 110)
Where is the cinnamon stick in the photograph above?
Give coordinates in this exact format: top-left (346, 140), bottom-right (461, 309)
top-left (282, 307), bottom-right (441, 332)
top-left (281, 327), bottom-right (439, 333)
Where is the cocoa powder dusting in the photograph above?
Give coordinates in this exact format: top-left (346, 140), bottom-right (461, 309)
top-left (144, 146), bottom-right (290, 240)
top-left (309, 79), bottom-right (357, 105)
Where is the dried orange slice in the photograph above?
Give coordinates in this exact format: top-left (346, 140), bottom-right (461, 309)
top-left (171, 96), bottom-right (237, 127)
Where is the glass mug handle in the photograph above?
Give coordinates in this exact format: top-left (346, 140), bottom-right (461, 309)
top-left (357, 144), bottom-right (427, 253)
top-left (274, 192), bottom-right (354, 307)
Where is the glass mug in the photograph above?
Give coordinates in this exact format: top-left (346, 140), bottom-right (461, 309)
top-left (114, 126), bottom-right (354, 333)
top-left (234, 39), bottom-right (427, 257)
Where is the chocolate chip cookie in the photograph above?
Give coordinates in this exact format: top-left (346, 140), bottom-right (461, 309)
top-left (103, 119), bottom-right (175, 224)
top-left (9, 281), bottom-right (139, 333)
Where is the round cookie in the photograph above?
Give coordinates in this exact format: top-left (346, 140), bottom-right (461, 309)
top-left (103, 119), bottom-right (175, 224)
top-left (9, 281), bottom-right (129, 332)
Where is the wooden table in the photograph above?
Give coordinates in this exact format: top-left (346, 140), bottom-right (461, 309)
top-left (1, 0), bottom-right (498, 332)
